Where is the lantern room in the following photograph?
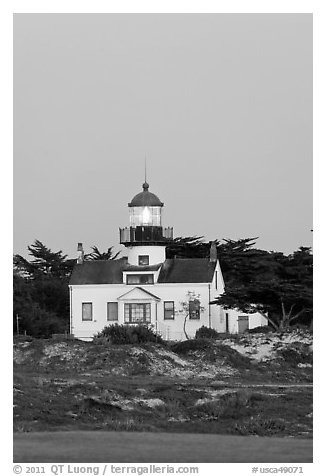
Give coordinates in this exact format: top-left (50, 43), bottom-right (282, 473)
top-left (128, 181), bottom-right (163, 227)
top-left (119, 182), bottom-right (173, 246)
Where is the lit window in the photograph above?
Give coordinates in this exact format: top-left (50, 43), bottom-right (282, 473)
top-left (82, 302), bottom-right (93, 321)
top-left (138, 255), bottom-right (149, 266)
top-left (129, 206), bottom-right (162, 227)
top-left (124, 303), bottom-right (151, 323)
top-left (164, 301), bottom-right (174, 320)
top-left (189, 299), bottom-right (200, 319)
top-left (107, 302), bottom-right (118, 321)
top-left (126, 274), bottom-right (154, 285)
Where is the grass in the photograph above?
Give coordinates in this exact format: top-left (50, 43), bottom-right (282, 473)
top-left (14, 431), bottom-right (313, 463)
top-left (13, 337), bottom-right (313, 437)
top-left (14, 368), bottom-right (312, 436)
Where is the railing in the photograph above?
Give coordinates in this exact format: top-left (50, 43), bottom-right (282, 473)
top-left (119, 226), bottom-right (173, 244)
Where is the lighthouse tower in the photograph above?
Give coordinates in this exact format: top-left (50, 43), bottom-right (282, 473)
top-left (119, 181), bottom-right (173, 266)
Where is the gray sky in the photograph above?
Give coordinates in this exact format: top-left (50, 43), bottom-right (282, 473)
top-left (14, 13), bottom-right (312, 259)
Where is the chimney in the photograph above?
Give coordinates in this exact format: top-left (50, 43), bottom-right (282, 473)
top-left (209, 241), bottom-right (217, 262)
top-left (77, 243), bottom-right (84, 264)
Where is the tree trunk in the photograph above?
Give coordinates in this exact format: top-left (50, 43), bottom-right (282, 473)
top-left (278, 299), bottom-right (292, 331)
top-left (183, 313), bottom-right (190, 340)
top-left (278, 300), bottom-right (307, 331)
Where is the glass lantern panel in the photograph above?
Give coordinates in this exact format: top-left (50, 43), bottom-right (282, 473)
top-left (129, 206), bottom-right (162, 226)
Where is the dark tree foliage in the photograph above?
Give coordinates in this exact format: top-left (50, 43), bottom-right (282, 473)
top-left (14, 240), bottom-right (75, 279)
top-left (213, 244), bottom-right (313, 330)
top-left (13, 271), bottom-right (68, 337)
top-left (166, 236), bottom-right (210, 259)
top-left (84, 245), bottom-right (120, 261)
top-left (167, 236), bottom-right (312, 330)
top-left (13, 240), bottom-right (74, 337)
top-left (13, 240), bottom-right (120, 337)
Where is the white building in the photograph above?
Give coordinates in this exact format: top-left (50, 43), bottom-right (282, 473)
top-left (69, 182), bottom-right (267, 341)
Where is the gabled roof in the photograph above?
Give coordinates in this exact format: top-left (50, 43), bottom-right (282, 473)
top-left (157, 258), bottom-right (216, 283)
top-left (69, 257), bottom-right (217, 285)
top-left (117, 287), bottom-right (161, 301)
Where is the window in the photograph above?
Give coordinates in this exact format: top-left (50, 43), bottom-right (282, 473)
top-left (164, 301), bottom-right (175, 320)
top-left (129, 206), bottom-right (161, 227)
top-left (126, 274), bottom-right (154, 285)
top-left (124, 303), bottom-right (151, 323)
top-left (107, 302), bottom-right (118, 321)
top-left (82, 302), bottom-right (93, 321)
top-left (215, 271), bottom-right (218, 290)
top-left (138, 255), bottom-right (149, 266)
top-left (189, 299), bottom-right (200, 319)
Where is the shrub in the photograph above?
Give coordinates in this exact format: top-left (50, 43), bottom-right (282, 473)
top-left (195, 390), bottom-right (251, 420)
top-left (195, 326), bottom-right (220, 339)
top-left (92, 335), bottom-right (109, 346)
top-left (218, 390), bottom-right (251, 417)
top-left (246, 325), bottom-right (274, 334)
top-left (277, 343), bottom-right (313, 367)
top-left (18, 305), bottom-right (67, 338)
top-left (234, 417), bottom-right (286, 436)
top-left (170, 338), bottom-right (210, 354)
top-left (290, 323), bottom-right (312, 333)
top-left (212, 344), bottom-right (252, 369)
top-left (93, 323), bottom-right (163, 345)
top-left (171, 339), bottom-right (251, 368)
top-left (13, 335), bottom-right (33, 343)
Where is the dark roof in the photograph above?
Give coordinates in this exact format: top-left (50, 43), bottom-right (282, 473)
top-left (123, 263), bottom-right (162, 272)
top-left (69, 258), bottom-right (216, 285)
top-left (69, 258), bottom-right (127, 285)
top-left (157, 259), bottom-right (216, 283)
top-left (128, 182), bottom-right (164, 207)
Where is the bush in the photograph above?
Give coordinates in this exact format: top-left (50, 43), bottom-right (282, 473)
top-left (246, 325), bottom-right (273, 334)
top-left (13, 335), bottom-right (33, 343)
top-left (195, 390), bottom-right (251, 420)
top-left (195, 326), bottom-right (220, 339)
top-left (290, 323), bottom-right (312, 333)
top-left (94, 323), bottom-right (163, 345)
top-left (171, 339), bottom-right (251, 368)
top-left (234, 417), bottom-right (286, 436)
top-left (276, 343), bottom-right (313, 367)
top-left (15, 305), bottom-right (68, 338)
top-left (170, 338), bottom-right (210, 354)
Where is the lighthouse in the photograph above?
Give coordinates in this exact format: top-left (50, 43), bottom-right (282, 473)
top-left (69, 178), bottom-right (268, 340)
top-left (119, 181), bottom-right (173, 266)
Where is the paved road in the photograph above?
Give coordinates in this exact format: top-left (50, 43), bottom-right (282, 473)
top-left (13, 431), bottom-right (313, 463)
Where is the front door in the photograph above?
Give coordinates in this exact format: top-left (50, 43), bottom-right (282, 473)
top-left (238, 315), bottom-right (249, 334)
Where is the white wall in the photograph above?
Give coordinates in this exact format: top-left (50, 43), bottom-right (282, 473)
top-left (70, 266), bottom-right (228, 342)
top-left (226, 308), bottom-right (268, 334)
top-left (249, 312), bottom-right (269, 329)
top-left (70, 284), bottom-right (123, 340)
top-left (151, 283), bottom-right (225, 340)
top-left (71, 282), bottom-right (220, 341)
top-left (127, 245), bottom-right (166, 265)
top-left (70, 260), bottom-right (267, 341)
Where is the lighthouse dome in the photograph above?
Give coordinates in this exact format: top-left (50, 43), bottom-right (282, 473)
top-left (128, 182), bottom-right (164, 207)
